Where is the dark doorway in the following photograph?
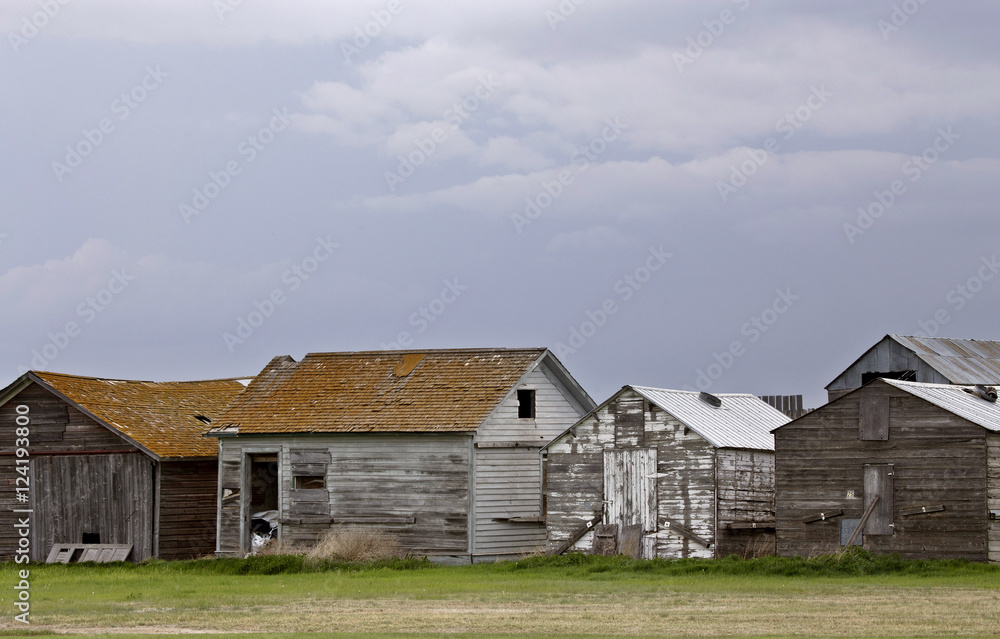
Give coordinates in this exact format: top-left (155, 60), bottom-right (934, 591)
top-left (249, 454), bottom-right (279, 512)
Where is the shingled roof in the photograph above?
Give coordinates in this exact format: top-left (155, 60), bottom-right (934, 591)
top-left (208, 348), bottom-right (563, 435)
top-left (10, 372), bottom-right (247, 459)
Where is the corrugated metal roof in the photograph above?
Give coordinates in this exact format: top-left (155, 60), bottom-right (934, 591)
top-left (631, 386), bottom-right (787, 451)
top-left (890, 335), bottom-right (1000, 384)
top-left (882, 379), bottom-right (1000, 432)
top-left (31, 372), bottom-right (246, 458)
top-left (209, 348), bottom-right (560, 435)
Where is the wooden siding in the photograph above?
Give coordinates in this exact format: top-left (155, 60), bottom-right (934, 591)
top-left (776, 381), bottom-right (989, 561)
top-left (0, 385), bottom-right (154, 562)
top-left (545, 388), bottom-right (759, 559)
top-left (216, 444), bottom-right (242, 555)
top-left (828, 337), bottom-right (949, 400)
top-left (989, 432), bottom-right (1000, 563)
top-left (544, 413), bottom-right (608, 554)
top-left (645, 400), bottom-right (716, 559)
top-left (473, 448), bottom-right (545, 556)
top-left (159, 460), bottom-right (217, 560)
top-left (715, 449), bottom-right (775, 558)
top-left (29, 452), bottom-right (155, 561)
top-left (473, 364), bottom-right (587, 558)
top-left (218, 433), bottom-right (472, 557)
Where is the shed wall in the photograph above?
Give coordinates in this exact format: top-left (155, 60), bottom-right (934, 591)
top-left (217, 433), bottom-right (472, 558)
top-left (473, 365), bottom-right (586, 558)
top-left (776, 382), bottom-right (989, 561)
top-left (715, 449), bottom-right (775, 558)
top-left (988, 432), bottom-right (1000, 563)
top-left (159, 460), bottom-right (217, 560)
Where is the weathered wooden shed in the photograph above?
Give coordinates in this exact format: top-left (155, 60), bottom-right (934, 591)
top-left (827, 335), bottom-right (1000, 402)
top-left (543, 386), bottom-right (789, 559)
top-left (207, 348), bottom-right (595, 563)
top-left (0, 371), bottom-right (246, 562)
top-left (774, 378), bottom-right (1000, 562)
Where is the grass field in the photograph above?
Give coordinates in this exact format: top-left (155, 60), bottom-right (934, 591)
top-left (0, 552), bottom-right (997, 638)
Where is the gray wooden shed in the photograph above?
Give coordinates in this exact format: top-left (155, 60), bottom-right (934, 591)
top-left (543, 386), bottom-right (789, 559)
top-left (207, 348), bottom-right (594, 563)
top-left (827, 335), bottom-right (1000, 402)
top-left (0, 371), bottom-right (245, 562)
top-left (775, 378), bottom-right (1000, 562)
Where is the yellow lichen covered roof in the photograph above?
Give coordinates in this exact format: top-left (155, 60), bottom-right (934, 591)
top-left (32, 371), bottom-right (247, 458)
top-left (210, 348), bottom-right (548, 434)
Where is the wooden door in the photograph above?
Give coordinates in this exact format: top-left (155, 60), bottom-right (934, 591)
top-left (603, 448), bottom-right (657, 558)
top-left (863, 464), bottom-right (894, 535)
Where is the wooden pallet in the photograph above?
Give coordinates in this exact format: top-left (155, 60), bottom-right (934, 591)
top-left (45, 544), bottom-right (132, 564)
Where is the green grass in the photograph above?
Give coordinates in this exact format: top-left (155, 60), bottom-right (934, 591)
top-left (0, 550), bottom-right (997, 637)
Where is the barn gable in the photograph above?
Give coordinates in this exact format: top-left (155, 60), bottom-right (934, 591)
top-left (827, 335), bottom-right (1000, 401)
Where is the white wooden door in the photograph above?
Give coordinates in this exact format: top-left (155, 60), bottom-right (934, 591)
top-left (603, 448), bottom-right (657, 558)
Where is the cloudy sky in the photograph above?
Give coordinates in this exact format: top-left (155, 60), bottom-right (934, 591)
top-left (2, 1), bottom-right (998, 408)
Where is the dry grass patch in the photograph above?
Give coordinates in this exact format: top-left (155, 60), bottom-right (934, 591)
top-left (304, 527), bottom-right (402, 563)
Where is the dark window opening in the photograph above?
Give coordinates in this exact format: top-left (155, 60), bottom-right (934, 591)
top-left (82, 532), bottom-right (100, 544)
top-left (194, 414), bottom-right (212, 424)
top-left (517, 389), bottom-right (536, 419)
top-left (861, 370), bottom-right (915, 386)
top-left (294, 475), bottom-right (325, 490)
top-left (249, 454), bottom-right (279, 512)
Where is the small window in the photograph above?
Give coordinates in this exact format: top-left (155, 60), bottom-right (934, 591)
top-left (294, 475), bottom-right (325, 490)
top-left (517, 389), bottom-right (536, 419)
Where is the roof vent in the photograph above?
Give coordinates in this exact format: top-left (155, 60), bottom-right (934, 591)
top-left (964, 385), bottom-right (998, 403)
top-left (194, 415), bottom-right (212, 424)
top-left (698, 392), bottom-right (722, 408)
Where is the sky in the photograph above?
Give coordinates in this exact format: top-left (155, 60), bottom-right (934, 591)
top-left (2, 0), bottom-right (999, 409)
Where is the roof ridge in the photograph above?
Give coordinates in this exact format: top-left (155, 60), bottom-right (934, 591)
top-left (302, 347), bottom-right (548, 358)
top-left (33, 371), bottom-right (250, 385)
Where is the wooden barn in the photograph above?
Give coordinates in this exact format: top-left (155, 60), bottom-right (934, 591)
top-left (827, 335), bottom-right (1000, 402)
top-left (543, 386), bottom-right (789, 559)
top-left (207, 348), bottom-right (595, 563)
top-left (0, 371), bottom-right (246, 562)
top-left (774, 378), bottom-right (1000, 562)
